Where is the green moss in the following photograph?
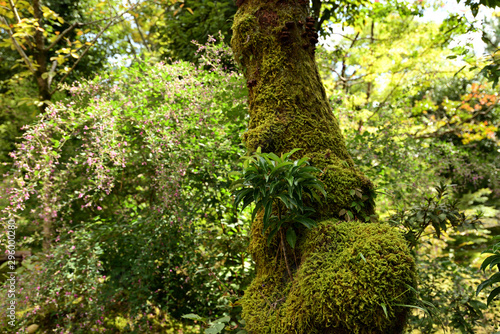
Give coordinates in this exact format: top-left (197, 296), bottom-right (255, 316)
top-left (308, 151), bottom-right (374, 217)
top-left (241, 220), bottom-right (416, 334)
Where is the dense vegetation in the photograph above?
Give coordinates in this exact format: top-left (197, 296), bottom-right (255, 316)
top-left (1, 0), bottom-right (499, 333)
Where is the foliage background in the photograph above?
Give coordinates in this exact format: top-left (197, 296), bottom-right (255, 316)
top-left (0, 0), bottom-right (499, 333)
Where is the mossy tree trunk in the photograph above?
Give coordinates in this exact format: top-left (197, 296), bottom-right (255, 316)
top-left (231, 1), bottom-right (416, 333)
top-left (231, 0), bottom-right (374, 220)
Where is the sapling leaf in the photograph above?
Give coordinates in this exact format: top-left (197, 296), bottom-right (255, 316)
top-left (267, 152), bottom-right (281, 163)
top-left (286, 228), bottom-right (297, 249)
top-left (263, 200), bottom-right (273, 230)
top-left (281, 148), bottom-right (301, 160)
top-left (267, 224), bottom-right (281, 246)
top-left (251, 202), bottom-right (262, 223)
top-left (380, 303), bottom-right (389, 319)
top-left (487, 286), bottom-right (500, 306)
top-left (234, 189), bottom-right (252, 207)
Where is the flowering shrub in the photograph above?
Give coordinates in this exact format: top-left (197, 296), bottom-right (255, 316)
top-left (1, 37), bottom-right (254, 332)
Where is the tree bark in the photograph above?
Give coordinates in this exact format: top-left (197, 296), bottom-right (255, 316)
top-left (33, 0), bottom-right (52, 113)
top-left (231, 1), bottom-right (415, 333)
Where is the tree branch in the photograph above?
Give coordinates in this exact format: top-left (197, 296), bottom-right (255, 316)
top-left (0, 15), bottom-right (36, 74)
top-left (8, 0), bottom-right (21, 23)
top-left (44, 22), bottom-right (82, 52)
top-left (366, 74), bottom-right (404, 122)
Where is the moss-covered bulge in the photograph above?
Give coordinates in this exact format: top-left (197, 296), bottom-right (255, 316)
top-left (241, 220), bottom-right (416, 334)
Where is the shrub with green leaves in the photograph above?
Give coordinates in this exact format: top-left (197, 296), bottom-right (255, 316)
top-left (0, 37), bottom-right (254, 332)
top-left (389, 183), bottom-right (482, 250)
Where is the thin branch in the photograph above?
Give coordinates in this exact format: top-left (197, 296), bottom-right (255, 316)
top-left (7, 0), bottom-right (35, 49)
top-left (0, 15), bottom-right (36, 74)
top-left (280, 228), bottom-right (293, 281)
top-left (51, 5), bottom-right (137, 93)
top-left (127, 0), bottom-right (151, 52)
top-left (44, 22), bottom-right (82, 51)
top-left (45, 15), bottom-right (133, 52)
top-left (331, 32), bottom-right (377, 42)
top-left (8, 0), bottom-right (21, 23)
top-left (366, 74), bottom-right (404, 122)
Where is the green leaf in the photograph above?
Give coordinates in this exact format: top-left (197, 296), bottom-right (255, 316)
top-left (487, 286), bottom-right (500, 306)
top-left (295, 216), bottom-right (316, 229)
top-left (431, 222), bottom-right (441, 239)
top-left (228, 171), bottom-right (242, 178)
top-left (263, 200), bottom-right (273, 229)
top-left (266, 152), bottom-right (281, 163)
top-left (477, 272), bottom-right (500, 295)
top-left (480, 254), bottom-right (500, 271)
top-left (299, 166), bottom-right (320, 174)
top-left (393, 304), bottom-right (431, 316)
top-left (182, 313), bottom-right (205, 321)
top-left (229, 179), bottom-right (245, 191)
top-left (309, 183), bottom-right (327, 197)
top-left (310, 189), bottom-right (322, 204)
top-left (251, 202), bottom-right (262, 223)
top-left (205, 323), bottom-right (225, 334)
top-left (277, 193), bottom-right (292, 209)
top-left (286, 228), bottom-right (297, 249)
top-left (295, 156), bottom-right (309, 167)
top-left (241, 195), bottom-right (255, 211)
top-left (214, 316), bottom-right (231, 323)
top-left (234, 188), bottom-right (252, 208)
top-left (281, 148), bottom-right (301, 160)
top-left (266, 223), bottom-right (281, 246)
top-left (380, 303), bottom-right (389, 319)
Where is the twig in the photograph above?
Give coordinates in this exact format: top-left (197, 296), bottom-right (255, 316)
top-left (44, 22), bottom-right (83, 51)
